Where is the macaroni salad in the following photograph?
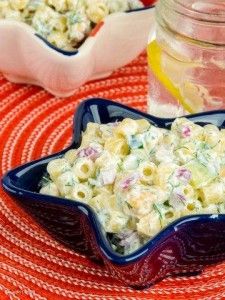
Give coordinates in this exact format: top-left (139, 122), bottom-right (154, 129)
top-left (39, 118), bottom-right (225, 254)
top-left (0, 0), bottom-right (144, 51)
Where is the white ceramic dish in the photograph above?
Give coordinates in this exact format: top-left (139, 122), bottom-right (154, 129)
top-left (0, 3), bottom-right (155, 97)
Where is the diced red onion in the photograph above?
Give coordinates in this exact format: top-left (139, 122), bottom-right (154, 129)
top-left (170, 191), bottom-right (186, 210)
top-left (181, 125), bottom-right (191, 138)
top-left (120, 173), bottom-right (139, 190)
top-left (101, 169), bottom-right (116, 185)
top-left (77, 147), bottom-right (99, 160)
top-left (176, 168), bottom-right (192, 184)
top-left (176, 193), bottom-right (186, 203)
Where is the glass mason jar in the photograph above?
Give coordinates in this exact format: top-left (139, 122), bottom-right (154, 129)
top-left (147, 0), bottom-right (225, 117)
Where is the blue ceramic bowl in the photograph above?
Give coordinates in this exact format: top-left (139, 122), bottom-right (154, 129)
top-left (2, 99), bottom-right (225, 288)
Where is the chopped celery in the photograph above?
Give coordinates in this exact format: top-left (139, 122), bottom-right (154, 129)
top-left (185, 160), bottom-right (217, 188)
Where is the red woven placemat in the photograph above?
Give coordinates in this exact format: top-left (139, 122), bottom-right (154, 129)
top-left (0, 52), bottom-right (225, 300)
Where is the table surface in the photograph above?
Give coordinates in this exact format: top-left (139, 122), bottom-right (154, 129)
top-left (0, 52), bottom-right (225, 300)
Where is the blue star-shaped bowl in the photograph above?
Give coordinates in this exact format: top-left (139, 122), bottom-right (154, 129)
top-left (2, 98), bottom-right (225, 288)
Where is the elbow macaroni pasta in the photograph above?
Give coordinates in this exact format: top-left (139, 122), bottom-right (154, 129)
top-left (0, 0), bottom-right (144, 50)
top-left (73, 158), bottom-right (95, 180)
top-left (40, 117), bottom-right (225, 255)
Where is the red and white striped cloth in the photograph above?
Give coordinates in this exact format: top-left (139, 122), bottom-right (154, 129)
top-left (0, 52), bottom-right (225, 300)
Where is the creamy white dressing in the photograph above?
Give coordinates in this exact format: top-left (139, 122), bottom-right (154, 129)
top-left (40, 117), bottom-right (225, 254)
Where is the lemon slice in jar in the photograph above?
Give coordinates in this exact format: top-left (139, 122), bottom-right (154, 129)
top-left (147, 40), bottom-right (201, 114)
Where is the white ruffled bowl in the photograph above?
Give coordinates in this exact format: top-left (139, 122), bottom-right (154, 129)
top-left (0, 3), bottom-right (155, 97)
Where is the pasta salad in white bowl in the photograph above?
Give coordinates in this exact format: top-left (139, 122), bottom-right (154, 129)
top-left (0, 0), bottom-right (155, 96)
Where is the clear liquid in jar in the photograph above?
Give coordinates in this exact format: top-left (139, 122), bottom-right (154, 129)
top-left (147, 39), bottom-right (225, 118)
